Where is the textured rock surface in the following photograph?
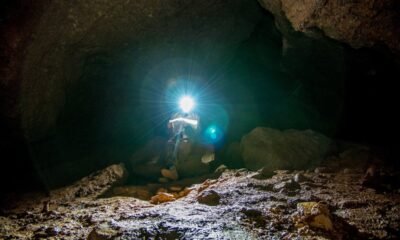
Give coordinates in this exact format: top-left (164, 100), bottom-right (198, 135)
top-left (1, 162), bottom-right (399, 239)
top-left (87, 225), bottom-right (119, 240)
top-left (258, 0), bottom-right (400, 54)
top-left (295, 202), bottom-right (333, 232)
top-left (197, 189), bottom-right (221, 206)
top-left (50, 163), bottom-right (128, 201)
top-left (241, 127), bottom-right (332, 171)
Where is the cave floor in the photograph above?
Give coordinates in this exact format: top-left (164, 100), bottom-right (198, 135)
top-left (1, 166), bottom-right (400, 239)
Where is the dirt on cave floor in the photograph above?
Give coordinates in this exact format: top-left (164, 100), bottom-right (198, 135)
top-left (1, 162), bottom-right (400, 240)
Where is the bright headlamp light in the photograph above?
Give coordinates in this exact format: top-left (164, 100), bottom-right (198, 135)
top-left (179, 96), bottom-right (195, 113)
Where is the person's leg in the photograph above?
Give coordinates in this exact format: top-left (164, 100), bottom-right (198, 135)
top-left (161, 138), bottom-right (179, 180)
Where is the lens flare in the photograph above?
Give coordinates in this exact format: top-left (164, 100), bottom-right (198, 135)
top-left (179, 96), bottom-right (195, 113)
top-left (204, 125), bottom-right (224, 143)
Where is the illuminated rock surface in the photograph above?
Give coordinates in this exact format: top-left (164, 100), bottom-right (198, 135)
top-left (1, 158), bottom-right (399, 239)
top-left (258, 0), bottom-right (400, 53)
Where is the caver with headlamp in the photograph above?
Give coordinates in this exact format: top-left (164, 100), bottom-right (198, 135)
top-left (160, 95), bottom-right (209, 181)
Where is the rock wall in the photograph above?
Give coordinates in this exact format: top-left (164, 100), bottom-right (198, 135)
top-left (1, 0), bottom-right (399, 189)
top-left (1, 0), bottom-right (265, 188)
top-left (241, 127), bottom-right (332, 171)
top-left (19, 0), bottom-right (264, 142)
top-left (258, 0), bottom-right (400, 54)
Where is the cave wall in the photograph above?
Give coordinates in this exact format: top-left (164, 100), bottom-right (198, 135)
top-left (255, 0), bottom-right (400, 126)
top-left (4, 0), bottom-right (266, 188)
top-left (0, 0), bottom-right (50, 192)
top-left (258, 0), bottom-right (400, 53)
top-left (257, 0), bottom-right (400, 156)
top-left (20, 0), bottom-right (262, 142)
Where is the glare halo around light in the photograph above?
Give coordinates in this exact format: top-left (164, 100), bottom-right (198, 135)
top-left (179, 96), bottom-right (195, 113)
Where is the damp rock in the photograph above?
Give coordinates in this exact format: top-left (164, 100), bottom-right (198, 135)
top-left (34, 226), bottom-right (62, 238)
top-left (50, 163), bottom-right (128, 201)
top-left (251, 167), bottom-right (276, 180)
top-left (241, 208), bottom-right (266, 227)
top-left (178, 187), bottom-right (193, 198)
top-left (314, 167), bottom-right (331, 174)
top-left (87, 225), bottom-right (119, 240)
top-left (273, 179), bottom-right (300, 192)
top-left (169, 185), bottom-right (182, 192)
top-left (343, 168), bottom-right (353, 174)
top-left (337, 199), bottom-right (367, 209)
top-left (110, 186), bottom-right (152, 200)
top-left (197, 190), bottom-right (221, 206)
top-left (45, 226), bottom-right (61, 236)
top-left (150, 192), bottom-right (176, 204)
top-left (294, 202), bottom-right (333, 232)
top-left (293, 173), bottom-right (309, 183)
top-left (215, 164), bottom-right (228, 173)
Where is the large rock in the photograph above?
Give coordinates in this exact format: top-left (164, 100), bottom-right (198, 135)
top-left (258, 0), bottom-right (400, 54)
top-left (241, 127), bottom-right (331, 171)
top-left (197, 189), bottom-right (221, 206)
top-left (50, 163), bottom-right (128, 201)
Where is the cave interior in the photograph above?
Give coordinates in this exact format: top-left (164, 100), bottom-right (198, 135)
top-left (1, 0), bottom-right (400, 239)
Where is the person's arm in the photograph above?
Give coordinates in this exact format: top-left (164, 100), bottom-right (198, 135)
top-left (169, 117), bottom-right (198, 126)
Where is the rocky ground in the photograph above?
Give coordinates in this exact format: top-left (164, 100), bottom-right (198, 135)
top-left (1, 159), bottom-right (399, 239)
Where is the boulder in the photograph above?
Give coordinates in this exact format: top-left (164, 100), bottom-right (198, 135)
top-left (150, 192), bottom-right (176, 204)
top-left (294, 202), bottom-right (333, 232)
top-left (241, 127), bottom-right (331, 171)
top-left (50, 163), bottom-right (128, 201)
top-left (197, 190), bottom-right (221, 206)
